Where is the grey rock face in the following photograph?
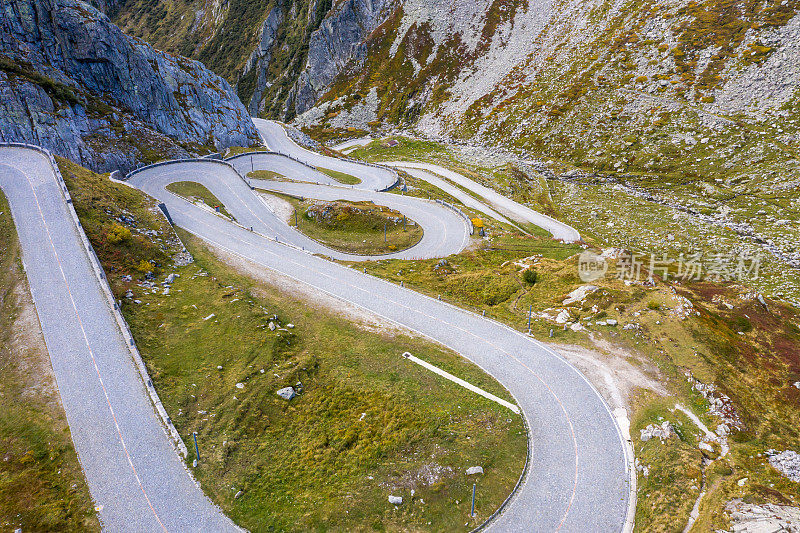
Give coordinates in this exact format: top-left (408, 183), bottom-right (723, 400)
top-left (767, 450), bottom-right (800, 483)
top-left (247, 0), bottom-right (396, 119)
top-left (0, 0), bottom-right (259, 172)
top-left (243, 5), bottom-right (284, 116)
top-left (292, 0), bottom-right (395, 115)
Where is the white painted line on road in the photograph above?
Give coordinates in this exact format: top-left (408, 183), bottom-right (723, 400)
top-left (401, 352), bottom-right (520, 414)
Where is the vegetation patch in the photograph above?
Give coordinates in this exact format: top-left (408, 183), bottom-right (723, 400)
top-left (57, 157), bottom-right (183, 294)
top-left (316, 166), bottom-right (361, 185)
top-left (279, 195), bottom-right (424, 255)
top-left (56, 157), bottom-right (526, 531)
top-left (166, 180), bottom-right (235, 220)
top-left (247, 169), bottom-right (285, 180)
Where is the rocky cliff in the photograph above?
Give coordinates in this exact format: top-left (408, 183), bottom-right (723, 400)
top-left (0, 0), bottom-right (260, 172)
top-left (306, 0), bottom-right (800, 185)
top-left (111, 0), bottom-right (396, 121)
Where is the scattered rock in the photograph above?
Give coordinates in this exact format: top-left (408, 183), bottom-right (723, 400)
top-left (235, 383), bottom-right (244, 389)
top-left (767, 450), bottom-right (800, 482)
top-left (738, 477), bottom-right (748, 487)
top-left (699, 442), bottom-right (714, 453)
top-left (217, 365), bottom-right (223, 370)
top-left (635, 458), bottom-right (649, 477)
top-left (562, 285), bottom-right (598, 305)
top-left (466, 466), bottom-right (484, 475)
top-left (555, 309), bottom-right (571, 324)
top-left (268, 321), bottom-right (276, 331)
top-left (165, 273), bottom-right (178, 284)
top-left (287, 323), bottom-right (294, 329)
top-left (388, 495), bottom-right (403, 505)
top-left (726, 499), bottom-right (800, 532)
top-left (203, 314), bottom-right (215, 321)
top-left (276, 386), bottom-right (296, 400)
top-left (640, 421), bottom-right (675, 442)
top-left (234, 490), bottom-right (243, 499)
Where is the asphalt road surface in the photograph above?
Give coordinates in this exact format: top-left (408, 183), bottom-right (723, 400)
top-left (128, 158), bottom-right (469, 261)
top-left (128, 127), bottom-right (632, 531)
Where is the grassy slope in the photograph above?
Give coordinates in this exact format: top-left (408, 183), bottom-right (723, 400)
top-left (166, 181), bottom-right (235, 221)
top-left (124, 231), bottom-right (526, 532)
top-left (317, 166), bottom-right (362, 185)
top-left (0, 191), bottom-right (99, 531)
top-left (247, 169), bottom-right (285, 180)
top-left (58, 157), bottom-right (527, 531)
top-left (339, 139), bottom-right (800, 529)
top-left (275, 194), bottom-right (424, 255)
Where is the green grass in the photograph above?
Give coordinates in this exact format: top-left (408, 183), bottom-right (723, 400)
top-left (121, 231), bottom-right (527, 532)
top-left (225, 146), bottom-right (272, 157)
top-left (247, 169), bottom-right (285, 180)
top-left (317, 166), bottom-right (361, 185)
top-left (166, 181), bottom-right (235, 221)
top-left (276, 195), bottom-right (424, 255)
top-left (57, 157), bottom-right (181, 295)
top-left (0, 190), bottom-right (100, 532)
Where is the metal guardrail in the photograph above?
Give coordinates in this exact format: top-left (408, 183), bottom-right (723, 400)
top-left (0, 142), bottom-right (189, 457)
top-left (435, 198), bottom-right (474, 235)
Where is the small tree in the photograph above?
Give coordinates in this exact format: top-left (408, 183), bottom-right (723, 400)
top-left (523, 268), bottom-right (538, 285)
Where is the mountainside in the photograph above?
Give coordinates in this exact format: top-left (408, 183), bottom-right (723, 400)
top-left (109, 0), bottom-right (800, 182)
top-left (0, 0), bottom-right (260, 172)
top-left (110, 0), bottom-right (397, 120)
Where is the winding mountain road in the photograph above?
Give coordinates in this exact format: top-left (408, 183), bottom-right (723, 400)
top-left (1, 125), bottom-right (631, 531)
top-left (0, 145), bottom-right (240, 532)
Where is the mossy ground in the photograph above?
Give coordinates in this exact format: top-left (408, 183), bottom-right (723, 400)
top-left (0, 191), bottom-right (99, 532)
top-left (337, 138), bottom-right (800, 529)
top-left (122, 232), bottom-right (526, 532)
top-left (316, 166), bottom-right (361, 185)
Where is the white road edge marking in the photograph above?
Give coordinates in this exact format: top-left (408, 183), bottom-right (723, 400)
top-left (401, 352), bottom-right (520, 414)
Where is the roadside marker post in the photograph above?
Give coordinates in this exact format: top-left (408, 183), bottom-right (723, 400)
top-left (193, 432), bottom-right (200, 463)
top-left (527, 304), bottom-right (532, 333)
top-left (471, 484), bottom-right (476, 517)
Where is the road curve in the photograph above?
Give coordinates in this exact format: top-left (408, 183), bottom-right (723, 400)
top-left (128, 158), bottom-right (469, 261)
top-left (0, 145), bottom-right (239, 532)
top-left (254, 118), bottom-right (397, 191)
top-left (126, 136), bottom-right (632, 530)
top-left (254, 119), bottom-right (580, 242)
top-left (385, 161), bottom-right (582, 242)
